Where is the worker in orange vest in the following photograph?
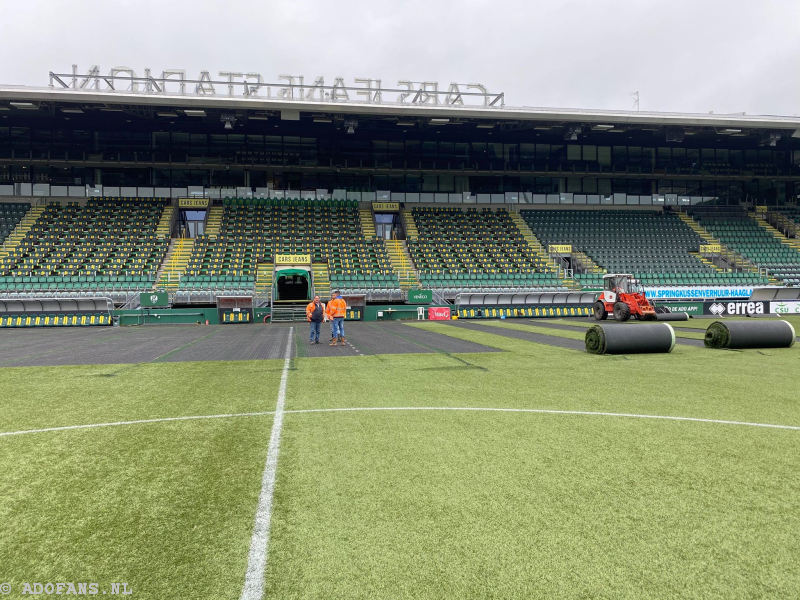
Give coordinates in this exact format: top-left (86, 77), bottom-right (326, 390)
top-left (326, 290), bottom-right (348, 346)
top-left (305, 295), bottom-right (326, 344)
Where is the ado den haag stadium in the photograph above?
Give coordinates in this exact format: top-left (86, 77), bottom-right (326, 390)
top-left (0, 68), bottom-right (799, 600)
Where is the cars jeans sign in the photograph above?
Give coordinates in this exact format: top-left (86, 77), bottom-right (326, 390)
top-left (178, 197), bottom-right (209, 208)
top-left (49, 66), bottom-right (505, 107)
top-left (275, 254), bottom-right (311, 265)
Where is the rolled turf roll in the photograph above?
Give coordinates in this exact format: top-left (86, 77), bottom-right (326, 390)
top-left (585, 323), bottom-right (676, 354)
top-left (656, 312), bottom-right (689, 322)
top-left (704, 320), bottom-right (796, 349)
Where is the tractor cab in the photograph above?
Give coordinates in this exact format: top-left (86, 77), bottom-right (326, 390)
top-left (594, 274), bottom-right (656, 321)
top-left (602, 274), bottom-right (643, 302)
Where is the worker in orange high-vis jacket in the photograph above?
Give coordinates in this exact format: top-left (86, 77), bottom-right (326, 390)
top-left (305, 295), bottom-right (326, 344)
top-left (326, 290), bottom-right (348, 346)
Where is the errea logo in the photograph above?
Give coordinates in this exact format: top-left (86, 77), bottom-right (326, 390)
top-left (727, 301), bottom-right (765, 315)
top-left (709, 301), bottom-right (765, 316)
top-left (709, 303), bottom-right (725, 315)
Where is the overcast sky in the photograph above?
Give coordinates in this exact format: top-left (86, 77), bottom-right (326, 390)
top-left (1, 0), bottom-right (798, 116)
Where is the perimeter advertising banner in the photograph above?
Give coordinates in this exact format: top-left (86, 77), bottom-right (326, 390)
top-left (407, 289), bottom-right (433, 304)
top-left (657, 302), bottom-right (704, 315)
top-left (769, 301), bottom-right (800, 315)
top-left (704, 300), bottom-right (767, 316)
top-left (645, 286), bottom-right (753, 299)
top-left (427, 307), bottom-right (451, 320)
top-left (140, 291), bottom-right (168, 307)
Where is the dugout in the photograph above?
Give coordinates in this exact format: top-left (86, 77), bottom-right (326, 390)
top-left (748, 287), bottom-right (800, 302)
top-left (0, 297), bottom-right (113, 327)
top-left (455, 291), bottom-right (596, 319)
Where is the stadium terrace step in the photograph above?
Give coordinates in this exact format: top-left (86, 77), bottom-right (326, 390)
top-left (400, 209), bottom-right (419, 240)
top-left (571, 250), bottom-right (606, 275)
top-left (509, 210), bottom-right (571, 287)
top-left (311, 262), bottom-right (331, 299)
top-left (157, 238), bottom-right (195, 291)
top-left (384, 239), bottom-right (419, 290)
top-left (0, 203), bottom-right (34, 256)
top-left (678, 210), bottom-right (768, 281)
top-left (358, 208), bottom-right (377, 238)
top-left (676, 211), bottom-right (717, 244)
top-left (204, 205), bottom-right (224, 238)
top-left (688, 208), bottom-right (786, 285)
top-left (691, 251), bottom-right (726, 274)
top-left (255, 263), bottom-right (274, 296)
top-left (155, 205), bottom-right (175, 237)
top-left (751, 212), bottom-right (800, 251)
top-left (0, 205), bottom-right (45, 256)
top-left (509, 210), bottom-right (559, 273)
top-left (768, 208), bottom-right (800, 241)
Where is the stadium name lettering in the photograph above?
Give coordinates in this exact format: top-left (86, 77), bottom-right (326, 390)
top-left (49, 66), bottom-right (505, 107)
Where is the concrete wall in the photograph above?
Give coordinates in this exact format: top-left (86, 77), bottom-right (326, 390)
top-left (116, 308), bottom-right (220, 326)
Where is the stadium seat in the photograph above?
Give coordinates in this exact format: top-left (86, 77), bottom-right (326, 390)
top-left (0, 198), bottom-right (169, 292)
top-left (521, 208), bottom-right (770, 288)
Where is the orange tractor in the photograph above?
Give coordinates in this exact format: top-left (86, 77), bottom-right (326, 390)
top-left (593, 274), bottom-right (657, 321)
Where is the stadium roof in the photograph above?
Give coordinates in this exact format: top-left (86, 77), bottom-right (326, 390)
top-left (2, 84), bottom-right (800, 133)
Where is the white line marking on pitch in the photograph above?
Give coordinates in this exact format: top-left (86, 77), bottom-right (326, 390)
top-left (2, 403), bottom-right (799, 440)
top-left (0, 411), bottom-right (276, 438)
top-left (240, 326), bottom-right (293, 600)
top-left (284, 406), bottom-right (800, 431)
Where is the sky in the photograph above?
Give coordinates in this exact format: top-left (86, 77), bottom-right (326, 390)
top-left (1, 0), bottom-right (798, 116)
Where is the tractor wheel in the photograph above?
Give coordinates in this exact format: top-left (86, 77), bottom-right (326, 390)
top-left (593, 301), bottom-right (608, 321)
top-left (613, 302), bottom-right (631, 322)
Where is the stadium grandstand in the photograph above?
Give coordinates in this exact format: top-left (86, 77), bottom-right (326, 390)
top-left (1, 72), bottom-right (800, 322)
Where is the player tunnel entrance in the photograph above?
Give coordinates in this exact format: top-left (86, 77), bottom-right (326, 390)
top-left (274, 267), bottom-right (311, 301)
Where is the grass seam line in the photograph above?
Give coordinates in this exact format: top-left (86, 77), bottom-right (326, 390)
top-left (0, 411), bottom-right (276, 438)
top-left (150, 328), bottom-right (221, 362)
top-left (284, 406), bottom-right (800, 431)
top-left (2, 405), bottom-right (799, 438)
top-left (239, 325), bottom-right (293, 600)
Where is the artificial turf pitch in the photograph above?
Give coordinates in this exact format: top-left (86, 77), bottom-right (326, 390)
top-left (1, 319), bottom-right (799, 599)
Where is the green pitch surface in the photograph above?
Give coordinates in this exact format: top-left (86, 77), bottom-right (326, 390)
top-left (1, 322), bottom-right (799, 599)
